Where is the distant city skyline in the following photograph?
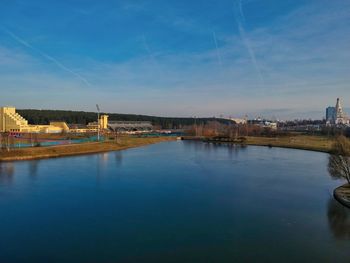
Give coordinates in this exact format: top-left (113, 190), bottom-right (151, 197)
top-left (0, 0), bottom-right (349, 119)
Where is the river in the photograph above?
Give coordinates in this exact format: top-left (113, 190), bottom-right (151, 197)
top-left (0, 141), bottom-right (349, 262)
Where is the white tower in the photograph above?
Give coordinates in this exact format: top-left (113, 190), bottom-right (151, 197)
top-left (335, 98), bottom-right (347, 125)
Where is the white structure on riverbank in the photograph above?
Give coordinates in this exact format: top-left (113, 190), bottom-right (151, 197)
top-left (326, 98), bottom-right (349, 125)
top-left (0, 107), bottom-right (64, 133)
top-left (335, 98), bottom-right (348, 125)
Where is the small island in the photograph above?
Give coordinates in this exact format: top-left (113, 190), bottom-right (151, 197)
top-left (328, 136), bottom-right (350, 208)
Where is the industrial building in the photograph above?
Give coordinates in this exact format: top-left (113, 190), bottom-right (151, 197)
top-left (0, 107), bottom-right (109, 133)
top-left (0, 107), bottom-right (65, 133)
top-left (1, 106), bottom-right (153, 134)
top-left (108, 121), bottom-right (153, 132)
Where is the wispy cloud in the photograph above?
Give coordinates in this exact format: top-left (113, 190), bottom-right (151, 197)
top-left (141, 34), bottom-right (158, 66)
top-left (0, 1), bottom-right (349, 119)
top-left (233, 0), bottom-right (264, 84)
top-left (212, 31), bottom-right (223, 67)
top-left (2, 27), bottom-right (92, 87)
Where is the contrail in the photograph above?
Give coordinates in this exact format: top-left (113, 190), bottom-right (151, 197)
top-left (3, 28), bottom-right (92, 87)
top-left (234, 0), bottom-right (263, 84)
top-left (236, 0), bottom-right (245, 23)
top-left (212, 31), bottom-right (223, 67)
top-left (142, 34), bottom-right (157, 66)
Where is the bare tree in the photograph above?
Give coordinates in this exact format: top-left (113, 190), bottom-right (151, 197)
top-left (114, 130), bottom-right (121, 144)
top-left (0, 132), bottom-right (10, 151)
top-left (9, 135), bottom-right (15, 149)
top-left (32, 133), bottom-right (40, 147)
top-left (328, 136), bottom-right (350, 184)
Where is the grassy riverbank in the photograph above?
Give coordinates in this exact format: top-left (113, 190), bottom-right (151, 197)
top-left (245, 135), bottom-right (335, 153)
top-left (0, 136), bottom-right (176, 162)
top-left (0, 134), bottom-right (341, 162)
top-left (184, 135), bottom-right (337, 153)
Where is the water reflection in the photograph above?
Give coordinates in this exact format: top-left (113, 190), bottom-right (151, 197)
top-left (29, 160), bottom-right (40, 178)
top-left (183, 140), bottom-right (206, 151)
top-left (227, 144), bottom-right (247, 158)
top-left (0, 162), bottom-right (14, 185)
top-left (96, 153), bottom-right (110, 178)
top-left (1, 141), bottom-right (349, 261)
top-left (114, 151), bottom-right (123, 167)
top-left (327, 198), bottom-right (350, 240)
top-left (0, 160), bottom-right (41, 183)
top-left (95, 154), bottom-right (103, 184)
top-left (183, 140), bottom-right (247, 157)
top-left (94, 153), bottom-right (109, 169)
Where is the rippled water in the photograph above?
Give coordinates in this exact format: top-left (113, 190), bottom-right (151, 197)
top-left (0, 141), bottom-right (349, 262)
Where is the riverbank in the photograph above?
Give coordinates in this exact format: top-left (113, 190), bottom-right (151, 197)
top-left (334, 184), bottom-right (350, 208)
top-left (245, 135), bottom-right (335, 153)
top-left (0, 136), bottom-right (176, 162)
top-left (183, 135), bottom-right (335, 153)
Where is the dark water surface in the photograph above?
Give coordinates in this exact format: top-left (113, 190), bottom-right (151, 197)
top-left (0, 141), bottom-right (349, 262)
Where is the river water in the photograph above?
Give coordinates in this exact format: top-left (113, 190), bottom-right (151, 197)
top-left (0, 141), bottom-right (349, 262)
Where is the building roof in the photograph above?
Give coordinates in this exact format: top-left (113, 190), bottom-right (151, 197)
top-left (67, 123), bottom-right (88, 129)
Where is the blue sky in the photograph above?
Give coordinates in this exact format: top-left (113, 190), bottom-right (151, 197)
top-left (0, 0), bottom-right (349, 119)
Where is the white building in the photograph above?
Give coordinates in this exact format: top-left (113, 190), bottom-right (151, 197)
top-left (335, 98), bottom-right (349, 125)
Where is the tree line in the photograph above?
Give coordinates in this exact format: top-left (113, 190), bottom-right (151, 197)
top-left (17, 109), bottom-right (231, 129)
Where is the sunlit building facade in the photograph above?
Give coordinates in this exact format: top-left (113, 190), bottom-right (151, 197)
top-left (326, 98), bottom-right (349, 125)
top-left (0, 107), bottom-right (63, 133)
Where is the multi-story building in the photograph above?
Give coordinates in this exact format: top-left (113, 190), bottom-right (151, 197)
top-left (1, 106), bottom-right (111, 133)
top-left (0, 107), bottom-right (28, 132)
top-left (335, 98), bottom-right (348, 125)
top-left (0, 107), bottom-right (65, 133)
top-left (326, 98), bottom-right (349, 125)
top-left (326, 106), bottom-right (336, 124)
